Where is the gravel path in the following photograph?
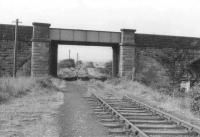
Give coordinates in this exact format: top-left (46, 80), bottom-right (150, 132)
top-left (58, 82), bottom-right (110, 137)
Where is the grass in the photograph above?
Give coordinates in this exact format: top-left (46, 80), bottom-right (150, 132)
top-left (0, 77), bottom-right (57, 102)
top-left (0, 77), bottom-right (64, 137)
top-left (88, 78), bottom-right (200, 123)
top-left (0, 77), bottom-right (37, 102)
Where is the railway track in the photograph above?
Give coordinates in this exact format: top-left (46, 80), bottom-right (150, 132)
top-left (85, 94), bottom-right (200, 137)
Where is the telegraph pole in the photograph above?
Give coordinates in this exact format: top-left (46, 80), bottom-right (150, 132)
top-left (76, 52), bottom-right (79, 79)
top-left (69, 50), bottom-right (71, 59)
top-left (76, 52), bottom-right (79, 66)
top-left (12, 19), bottom-right (22, 78)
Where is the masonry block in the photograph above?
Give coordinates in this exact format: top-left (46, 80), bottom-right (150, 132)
top-left (112, 46), bottom-right (119, 77)
top-left (49, 42), bottom-right (58, 77)
top-left (31, 23), bottom-right (51, 77)
top-left (119, 29), bottom-right (136, 78)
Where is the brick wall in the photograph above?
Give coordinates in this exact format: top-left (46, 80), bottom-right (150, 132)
top-left (0, 24), bottom-right (32, 76)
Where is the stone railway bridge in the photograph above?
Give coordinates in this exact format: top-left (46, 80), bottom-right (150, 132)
top-left (1, 22), bottom-right (200, 87)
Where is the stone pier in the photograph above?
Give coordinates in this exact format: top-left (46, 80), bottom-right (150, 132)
top-left (31, 23), bottom-right (51, 77)
top-left (119, 29), bottom-right (136, 78)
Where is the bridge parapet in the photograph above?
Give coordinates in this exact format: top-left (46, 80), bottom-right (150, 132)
top-left (50, 28), bottom-right (120, 45)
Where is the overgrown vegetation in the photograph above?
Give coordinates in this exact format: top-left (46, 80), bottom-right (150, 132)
top-left (114, 79), bottom-right (199, 118)
top-left (58, 59), bottom-right (75, 69)
top-left (0, 77), bottom-right (64, 137)
top-left (0, 77), bottom-right (55, 102)
top-left (190, 85), bottom-right (200, 115)
top-left (136, 56), bottom-right (171, 93)
top-left (136, 48), bottom-right (197, 96)
top-left (104, 61), bottom-right (112, 76)
top-left (88, 79), bottom-right (200, 122)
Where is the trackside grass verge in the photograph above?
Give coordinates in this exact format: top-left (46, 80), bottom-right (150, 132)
top-left (86, 79), bottom-right (200, 126)
top-left (0, 77), bottom-right (57, 102)
top-left (0, 77), bottom-right (64, 137)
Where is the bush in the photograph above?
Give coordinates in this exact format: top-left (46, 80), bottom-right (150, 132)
top-left (36, 78), bottom-right (56, 89)
top-left (58, 59), bottom-right (75, 68)
top-left (104, 61), bottom-right (112, 75)
top-left (86, 62), bottom-right (95, 68)
top-left (136, 56), bottom-right (170, 91)
top-left (189, 85), bottom-right (200, 115)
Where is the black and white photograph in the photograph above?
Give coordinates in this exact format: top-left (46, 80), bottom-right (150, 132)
top-left (0, 0), bottom-right (200, 136)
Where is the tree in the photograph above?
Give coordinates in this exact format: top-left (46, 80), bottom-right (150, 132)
top-left (58, 59), bottom-right (75, 68)
top-left (86, 62), bottom-right (94, 68)
top-left (137, 48), bottom-right (194, 95)
top-left (105, 61), bottom-right (112, 75)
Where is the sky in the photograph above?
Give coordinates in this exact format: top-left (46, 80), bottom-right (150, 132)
top-left (58, 45), bottom-right (112, 62)
top-left (1, 0), bottom-right (200, 62)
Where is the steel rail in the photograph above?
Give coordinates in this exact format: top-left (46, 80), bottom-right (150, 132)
top-left (123, 95), bottom-right (200, 135)
top-left (92, 93), bottom-right (149, 137)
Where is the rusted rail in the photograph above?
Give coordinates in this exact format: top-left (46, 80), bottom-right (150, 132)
top-left (123, 95), bottom-right (200, 135)
top-left (85, 94), bottom-right (200, 137)
top-left (92, 94), bottom-right (149, 137)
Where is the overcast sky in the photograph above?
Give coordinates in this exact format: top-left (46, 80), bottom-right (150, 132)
top-left (1, 0), bottom-right (200, 62)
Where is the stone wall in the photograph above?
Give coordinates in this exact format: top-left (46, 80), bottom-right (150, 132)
top-left (1, 23), bottom-right (200, 82)
top-left (135, 46), bottom-right (200, 90)
top-left (135, 33), bottom-right (200, 48)
top-left (0, 24), bottom-right (32, 76)
top-left (132, 33), bottom-right (200, 89)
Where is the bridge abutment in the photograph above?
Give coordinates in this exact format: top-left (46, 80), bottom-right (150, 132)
top-left (119, 29), bottom-right (136, 79)
top-left (112, 46), bottom-right (119, 77)
top-left (49, 42), bottom-right (58, 77)
top-left (31, 23), bottom-right (51, 77)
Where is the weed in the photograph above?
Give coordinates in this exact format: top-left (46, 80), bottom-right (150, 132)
top-left (103, 79), bottom-right (199, 119)
top-left (0, 77), bottom-right (36, 102)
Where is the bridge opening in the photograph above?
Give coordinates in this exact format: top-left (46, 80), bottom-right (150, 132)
top-left (49, 42), bottom-right (119, 80)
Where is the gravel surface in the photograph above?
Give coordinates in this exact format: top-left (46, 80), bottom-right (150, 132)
top-left (58, 82), bottom-right (110, 137)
